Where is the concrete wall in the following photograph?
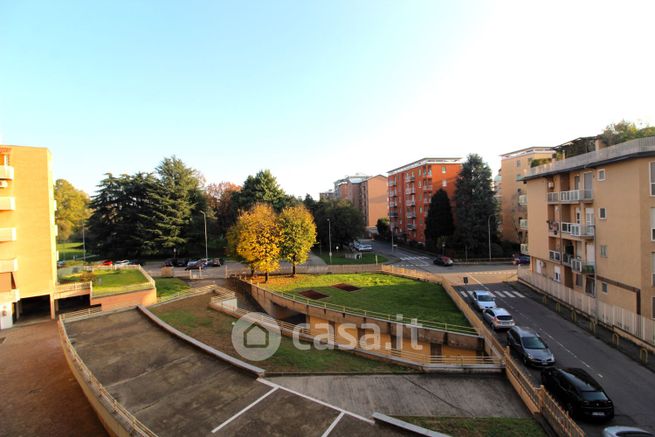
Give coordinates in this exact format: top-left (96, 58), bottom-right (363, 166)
top-left (91, 288), bottom-right (157, 312)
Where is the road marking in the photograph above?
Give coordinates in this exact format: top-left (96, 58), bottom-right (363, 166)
top-left (496, 291), bottom-right (509, 297)
top-left (212, 387), bottom-right (279, 433)
top-left (321, 412), bottom-right (345, 437)
top-left (459, 291), bottom-right (469, 297)
top-left (512, 291), bottom-right (525, 298)
top-left (598, 374), bottom-right (604, 378)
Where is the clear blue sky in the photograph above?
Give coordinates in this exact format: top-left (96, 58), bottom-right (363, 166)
top-left (1, 1), bottom-right (654, 197)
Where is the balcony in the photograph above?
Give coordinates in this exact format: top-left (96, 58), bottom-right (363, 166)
top-left (407, 224), bottom-right (416, 230)
top-left (408, 175), bottom-right (415, 182)
top-left (519, 219), bottom-right (528, 230)
top-left (389, 212), bottom-right (398, 218)
top-left (0, 227), bottom-right (16, 242)
top-left (405, 188), bottom-right (416, 195)
top-left (562, 253), bottom-right (573, 266)
top-left (520, 244), bottom-right (529, 255)
top-left (388, 181), bottom-right (397, 187)
top-left (405, 200), bottom-right (415, 207)
top-left (423, 185), bottom-right (432, 191)
top-left (561, 223), bottom-right (595, 239)
top-left (547, 190), bottom-right (593, 204)
top-left (0, 258), bottom-right (18, 273)
top-left (571, 259), bottom-right (595, 274)
top-left (518, 194), bottom-right (528, 206)
top-left (406, 213), bottom-right (416, 219)
top-left (0, 165), bottom-right (14, 180)
top-left (549, 250), bottom-right (561, 262)
top-left (548, 222), bottom-right (560, 236)
top-left (0, 197), bottom-right (16, 210)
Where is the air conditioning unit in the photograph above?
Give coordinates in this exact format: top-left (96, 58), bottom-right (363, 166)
top-left (0, 181), bottom-right (8, 188)
top-left (547, 182), bottom-right (554, 188)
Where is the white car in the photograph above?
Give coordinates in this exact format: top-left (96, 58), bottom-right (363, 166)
top-left (353, 240), bottom-right (373, 251)
top-left (602, 427), bottom-right (653, 437)
top-left (482, 307), bottom-right (515, 330)
top-left (472, 290), bottom-right (497, 311)
top-left (115, 260), bottom-right (130, 266)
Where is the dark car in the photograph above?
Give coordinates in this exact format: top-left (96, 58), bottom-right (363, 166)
top-left (513, 255), bottom-right (530, 265)
top-left (433, 255), bottom-right (454, 266)
top-left (542, 367), bottom-right (614, 420)
top-left (184, 260), bottom-right (207, 270)
top-left (507, 326), bottom-right (555, 367)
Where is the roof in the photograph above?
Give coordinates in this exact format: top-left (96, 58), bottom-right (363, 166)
top-left (500, 146), bottom-right (555, 159)
top-left (388, 157), bottom-right (462, 175)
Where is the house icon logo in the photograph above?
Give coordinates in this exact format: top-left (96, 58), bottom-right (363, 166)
top-left (231, 312), bottom-right (281, 361)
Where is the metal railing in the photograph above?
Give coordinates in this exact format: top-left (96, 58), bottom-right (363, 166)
top-left (519, 219), bottom-right (528, 230)
top-left (156, 284), bottom-right (217, 304)
top-left (568, 223), bottom-right (595, 238)
top-left (520, 243), bottom-right (529, 255)
top-left (518, 194), bottom-right (528, 206)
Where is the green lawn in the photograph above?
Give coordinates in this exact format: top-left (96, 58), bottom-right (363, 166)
top-left (316, 251), bottom-right (388, 265)
top-left (61, 269), bottom-right (151, 296)
top-left (152, 295), bottom-right (413, 374)
top-left (57, 242), bottom-right (85, 260)
top-left (264, 273), bottom-right (469, 327)
top-left (155, 277), bottom-right (190, 298)
top-left (397, 417), bottom-right (545, 437)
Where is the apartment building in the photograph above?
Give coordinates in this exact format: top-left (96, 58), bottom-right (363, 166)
top-left (523, 136), bottom-right (655, 319)
top-left (388, 158), bottom-right (462, 245)
top-left (359, 175), bottom-right (388, 232)
top-left (499, 147), bottom-right (555, 243)
top-left (334, 174), bottom-right (369, 210)
top-left (0, 145), bottom-right (58, 329)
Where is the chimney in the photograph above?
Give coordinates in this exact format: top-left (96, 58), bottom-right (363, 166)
top-left (595, 137), bottom-right (608, 152)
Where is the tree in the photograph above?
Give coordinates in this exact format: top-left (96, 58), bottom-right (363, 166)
top-left (232, 204), bottom-right (281, 282)
top-left (234, 170), bottom-right (290, 212)
top-left (54, 179), bottom-right (90, 241)
top-left (424, 189), bottom-right (454, 251)
top-left (376, 217), bottom-right (390, 240)
top-left (207, 181), bottom-right (241, 236)
top-left (278, 205), bottom-right (317, 276)
top-left (600, 120), bottom-right (655, 146)
top-left (454, 154), bottom-right (498, 257)
top-left (312, 199), bottom-right (365, 249)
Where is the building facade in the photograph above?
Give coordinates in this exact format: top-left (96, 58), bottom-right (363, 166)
top-left (334, 174), bottom-right (369, 210)
top-left (359, 175), bottom-right (388, 232)
top-left (0, 145), bottom-right (58, 329)
top-left (523, 136), bottom-right (655, 319)
top-left (499, 147), bottom-right (555, 244)
top-left (388, 158), bottom-right (462, 245)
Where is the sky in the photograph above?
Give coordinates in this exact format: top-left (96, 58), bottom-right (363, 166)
top-left (1, 1), bottom-right (655, 197)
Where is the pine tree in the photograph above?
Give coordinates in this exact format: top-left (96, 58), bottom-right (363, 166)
top-left (234, 170), bottom-right (289, 212)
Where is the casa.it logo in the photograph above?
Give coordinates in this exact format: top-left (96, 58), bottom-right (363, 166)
top-left (231, 312), bottom-right (282, 361)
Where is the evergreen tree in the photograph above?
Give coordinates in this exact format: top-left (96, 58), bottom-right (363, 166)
top-left (376, 217), bottom-right (391, 240)
top-left (234, 169), bottom-right (289, 212)
top-left (313, 199), bottom-right (365, 249)
top-left (424, 189), bottom-right (454, 251)
top-left (454, 154), bottom-right (497, 257)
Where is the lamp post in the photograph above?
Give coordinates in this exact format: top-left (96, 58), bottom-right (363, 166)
top-left (487, 214), bottom-right (493, 261)
top-left (327, 218), bottom-right (332, 264)
top-left (200, 211), bottom-right (208, 261)
top-left (390, 223), bottom-right (394, 252)
top-left (82, 223), bottom-right (86, 264)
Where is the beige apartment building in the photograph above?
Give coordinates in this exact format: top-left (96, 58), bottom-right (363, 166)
top-left (334, 174), bottom-right (369, 210)
top-left (0, 145), bottom-right (58, 329)
top-left (499, 147), bottom-right (555, 244)
top-left (359, 175), bottom-right (388, 232)
top-left (523, 136), bottom-right (655, 320)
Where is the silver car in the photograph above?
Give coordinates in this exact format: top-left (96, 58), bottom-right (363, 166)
top-left (483, 307), bottom-right (515, 330)
top-left (602, 427), bottom-right (653, 437)
top-left (472, 290), bottom-right (497, 311)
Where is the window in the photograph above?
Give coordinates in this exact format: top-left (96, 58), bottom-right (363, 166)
top-left (650, 162), bottom-right (655, 196)
top-left (651, 208), bottom-right (655, 241)
top-left (598, 169), bottom-right (606, 181)
top-left (599, 208), bottom-right (607, 220)
top-left (442, 180), bottom-right (447, 187)
top-left (652, 253), bottom-right (655, 285)
top-left (575, 274), bottom-right (582, 287)
top-left (418, 181), bottom-right (422, 188)
top-left (419, 207), bottom-right (422, 213)
top-left (441, 166), bottom-right (446, 174)
top-left (554, 266), bottom-right (561, 283)
top-left (516, 160), bottom-right (521, 167)
top-left (600, 245), bottom-right (608, 258)
top-left (652, 297), bottom-right (655, 319)
top-left (601, 282), bottom-right (608, 293)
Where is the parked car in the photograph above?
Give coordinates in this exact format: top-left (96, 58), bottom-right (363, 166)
top-left (162, 259), bottom-right (174, 267)
top-left (115, 260), bottom-right (130, 266)
top-left (184, 260), bottom-right (207, 270)
top-left (129, 259), bottom-right (144, 266)
top-left (209, 258), bottom-right (222, 267)
top-left (433, 255), bottom-right (454, 266)
top-left (482, 307), bottom-right (515, 330)
top-left (57, 260), bottom-right (65, 268)
top-left (513, 255), bottom-right (530, 265)
top-left (172, 258), bottom-right (188, 267)
top-left (472, 290), bottom-right (497, 311)
top-left (602, 426), bottom-right (653, 437)
top-left (507, 326), bottom-right (555, 366)
top-left (353, 240), bottom-right (373, 251)
top-left (100, 260), bottom-right (113, 266)
top-left (542, 367), bottom-right (614, 420)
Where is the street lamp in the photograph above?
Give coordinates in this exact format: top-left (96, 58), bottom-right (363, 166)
top-left (327, 218), bottom-right (332, 264)
top-left (487, 214), bottom-right (493, 261)
top-left (82, 222), bottom-right (86, 264)
top-left (200, 211), bottom-right (208, 261)
top-left (390, 223), bottom-right (394, 252)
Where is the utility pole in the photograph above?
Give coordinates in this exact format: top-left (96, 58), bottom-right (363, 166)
top-left (200, 211), bottom-right (208, 261)
top-left (487, 214), bottom-right (493, 261)
top-left (327, 218), bottom-right (332, 264)
top-left (82, 224), bottom-right (86, 264)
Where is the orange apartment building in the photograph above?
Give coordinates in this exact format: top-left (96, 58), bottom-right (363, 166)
top-left (523, 136), bottom-right (655, 322)
top-left (359, 175), bottom-right (388, 233)
top-left (499, 147), bottom-right (555, 244)
top-left (334, 174), bottom-right (370, 210)
top-left (0, 145), bottom-right (58, 329)
top-left (388, 158), bottom-right (462, 245)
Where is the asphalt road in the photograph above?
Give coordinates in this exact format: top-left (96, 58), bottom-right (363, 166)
top-left (453, 274), bottom-right (655, 436)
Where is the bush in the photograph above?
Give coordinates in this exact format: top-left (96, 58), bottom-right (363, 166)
top-left (80, 270), bottom-right (95, 283)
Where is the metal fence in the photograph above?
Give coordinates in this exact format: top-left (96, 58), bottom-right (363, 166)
top-left (519, 269), bottom-right (655, 347)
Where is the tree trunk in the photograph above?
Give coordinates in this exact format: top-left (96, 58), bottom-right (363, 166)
top-left (265, 271), bottom-right (269, 283)
top-left (292, 263), bottom-right (296, 277)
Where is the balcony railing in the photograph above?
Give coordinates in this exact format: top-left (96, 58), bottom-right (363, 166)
top-left (0, 227), bottom-right (16, 242)
top-left (405, 200), bottom-right (415, 207)
top-left (405, 188), bottom-right (416, 195)
top-left (569, 224), bottom-right (595, 238)
top-left (408, 176), bottom-right (415, 181)
top-left (389, 212), bottom-right (398, 218)
top-left (562, 253), bottom-right (573, 266)
top-left (547, 190), bottom-right (593, 203)
top-left (0, 165), bottom-right (15, 180)
top-left (388, 181), bottom-right (397, 187)
top-left (520, 244), bottom-right (529, 255)
top-left (406, 213), bottom-right (416, 219)
top-left (518, 194), bottom-right (527, 206)
top-left (519, 219), bottom-right (528, 230)
top-left (407, 224), bottom-right (416, 230)
top-left (0, 258), bottom-right (18, 273)
top-left (549, 250), bottom-right (561, 262)
top-left (0, 197), bottom-right (16, 211)
top-left (423, 185), bottom-right (432, 191)
top-left (571, 259), bottom-right (595, 274)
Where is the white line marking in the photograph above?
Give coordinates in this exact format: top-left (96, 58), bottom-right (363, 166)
top-left (459, 291), bottom-right (468, 297)
top-left (321, 412), bottom-right (345, 437)
top-left (257, 378), bottom-right (375, 424)
top-left (212, 387), bottom-right (278, 433)
top-left (495, 291), bottom-right (508, 298)
top-left (512, 291), bottom-right (525, 298)
top-left (598, 374), bottom-right (604, 378)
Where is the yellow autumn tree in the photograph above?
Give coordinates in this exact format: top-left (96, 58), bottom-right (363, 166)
top-left (278, 205), bottom-right (316, 277)
top-left (233, 203), bottom-right (281, 282)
